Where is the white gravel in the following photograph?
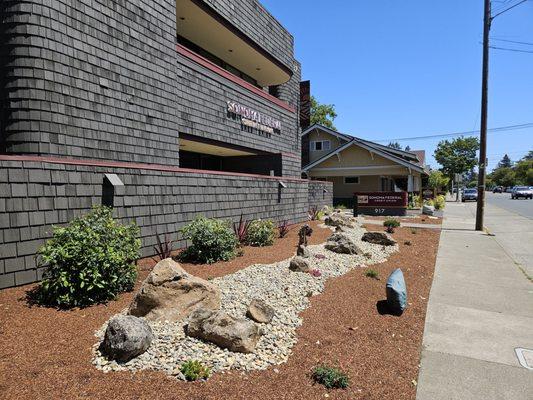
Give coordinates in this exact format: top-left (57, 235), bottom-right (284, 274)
top-left (92, 222), bottom-right (398, 377)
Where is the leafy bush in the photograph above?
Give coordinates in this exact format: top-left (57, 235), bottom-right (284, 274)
top-left (312, 365), bottom-right (349, 389)
top-left (383, 218), bottom-right (400, 233)
top-left (36, 206), bottom-right (140, 308)
top-left (365, 269), bottom-right (379, 279)
top-left (180, 216), bottom-right (238, 264)
top-left (434, 195), bottom-right (446, 210)
top-left (425, 199), bottom-right (435, 207)
top-left (278, 220), bottom-right (291, 238)
top-left (246, 219), bottom-right (276, 247)
top-left (180, 360), bottom-right (211, 381)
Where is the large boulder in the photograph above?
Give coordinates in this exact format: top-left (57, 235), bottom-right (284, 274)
top-left (186, 308), bottom-right (262, 353)
top-left (386, 268), bottom-right (407, 314)
top-left (361, 232), bottom-right (396, 246)
top-left (128, 258), bottom-right (220, 322)
top-left (246, 299), bottom-right (275, 323)
top-left (289, 256), bottom-right (310, 272)
top-left (324, 232), bottom-right (361, 254)
top-left (324, 213), bottom-right (354, 228)
top-left (100, 315), bottom-right (153, 362)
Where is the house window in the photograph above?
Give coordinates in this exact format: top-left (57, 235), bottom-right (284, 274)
top-left (344, 176), bottom-right (360, 184)
top-left (310, 140), bottom-right (331, 151)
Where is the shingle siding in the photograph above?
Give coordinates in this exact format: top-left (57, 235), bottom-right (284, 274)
top-left (0, 159), bottom-right (332, 287)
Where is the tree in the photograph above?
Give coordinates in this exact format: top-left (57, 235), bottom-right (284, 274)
top-left (514, 160), bottom-right (533, 185)
top-left (428, 170), bottom-right (450, 196)
top-left (405, 145), bottom-right (411, 151)
top-left (497, 154), bottom-right (512, 169)
top-left (310, 96), bottom-right (337, 130)
top-left (387, 142), bottom-right (402, 150)
top-left (521, 150), bottom-right (533, 161)
top-left (490, 167), bottom-right (515, 187)
top-left (434, 136), bottom-right (480, 179)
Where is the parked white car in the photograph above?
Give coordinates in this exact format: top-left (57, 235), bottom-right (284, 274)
top-left (511, 186), bottom-right (533, 200)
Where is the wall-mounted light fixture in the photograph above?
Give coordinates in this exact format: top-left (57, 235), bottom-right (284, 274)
top-left (277, 181), bottom-right (286, 203)
top-left (102, 173), bottom-right (124, 208)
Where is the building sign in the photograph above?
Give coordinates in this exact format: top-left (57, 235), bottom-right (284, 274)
top-left (227, 101), bottom-right (281, 136)
top-left (354, 191), bottom-right (408, 216)
top-left (299, 80), bottom-right (311, 129)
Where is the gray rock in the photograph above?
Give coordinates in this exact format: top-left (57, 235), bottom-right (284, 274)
top-left (296, 244), bottom-right (310, 258)
top-left (128, 258), bottom-right (221, 322)
top-left (324, 213), bottom-right (354, 228)
top-left (324, 232), bottom-right (361, 254)
top-left (186, 309), bottom-right (262, 353)
top-left (386, 268), bottom-right (407, 314)
top-left (100, 315), bottom-right (153, 362)
top-left (361, 232), bottom-right (396, 246)
top-left (422, 204), bottom-right (435, 216)
top-left (289, 256), bottom-right (310, 272)
top-left (246, 299), bottom-right (275, 323)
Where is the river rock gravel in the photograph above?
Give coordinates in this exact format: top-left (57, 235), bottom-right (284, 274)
top-left (92, 222), bottom-right (398, 378)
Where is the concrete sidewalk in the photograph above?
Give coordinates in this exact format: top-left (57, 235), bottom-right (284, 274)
top-left (416, 202), bottom-right (533, 400)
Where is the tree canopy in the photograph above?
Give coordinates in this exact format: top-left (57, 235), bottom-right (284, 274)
top-left (387, 142), bottom-right (402, 150)
top-left (496, 154), bottom-right (512, 169)
top-left (428, 170), bottom-right (450, 194)
top-left (310, 96), bottom-right (337, 131)
top-left (433, 136), bottom-right (480, 179)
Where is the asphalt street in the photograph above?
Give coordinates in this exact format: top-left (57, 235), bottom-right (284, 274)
top-left (485, 191), bottom-right (533, 219)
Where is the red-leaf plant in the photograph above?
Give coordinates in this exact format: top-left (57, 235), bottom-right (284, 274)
top-left (233, 214), bottom-right (253, 244)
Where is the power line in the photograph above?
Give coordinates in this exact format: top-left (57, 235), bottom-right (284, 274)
top-left (492, 0), bottom-right (530, 19)
top-left (491, 38), bottom-right (533, 46)
top-left (490, 45), bottom-right (533, 53)
top-left (374, 123), bottom-right (533, 143)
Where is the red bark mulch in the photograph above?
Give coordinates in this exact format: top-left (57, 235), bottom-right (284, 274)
top-left (0, 222), bottom-right (441, 400)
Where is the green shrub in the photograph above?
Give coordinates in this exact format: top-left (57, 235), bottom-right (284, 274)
top-left (384, 218), bottom-right (400, 233)
top-left (425, 199), bottom-right (435, 207)
top-left (434, 195), bottom-right (446, 210)
top-left (36, 206), bottom-right (140, 308)
top-left (180, 360), bottom-right (211, 381)
top-left (246, 219), bottom-right (276, 247)
top-left (312, 365), bottom-right (349, 389)
top-left (365, 269), bottom-right (379, 279)
top-left (180, 216), bottom-right (238, 264)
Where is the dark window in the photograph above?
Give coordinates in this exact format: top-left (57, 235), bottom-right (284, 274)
top-left (344, 176), bottom-right (360, 184)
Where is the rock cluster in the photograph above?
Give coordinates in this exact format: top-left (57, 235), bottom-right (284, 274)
top-left (93, 223), bottom-right (398, 376)
top-left (289, 256), bottom-right (310, 272)
top-left (128, 258), bottom-right (220, 322)
top-left (325, 232), bottom-right (361, 254)
top-left (324, 212), bottom-right (355, 228)
top-left (246, 299), bottom-right (275, 323)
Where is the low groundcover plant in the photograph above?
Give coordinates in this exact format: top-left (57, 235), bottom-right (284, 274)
top-left (246, 219), bottom-right (276, 247)
top-left (312, 365), bottom-right (350, 389)
top-left (180, 360), bottom-right (211, 381)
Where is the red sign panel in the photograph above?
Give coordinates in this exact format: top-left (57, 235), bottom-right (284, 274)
top-left (354, 192), bottom-right (408, 216)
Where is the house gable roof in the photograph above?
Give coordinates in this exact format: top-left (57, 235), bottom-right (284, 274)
top-left (302, 136), bottom-right (426, 174)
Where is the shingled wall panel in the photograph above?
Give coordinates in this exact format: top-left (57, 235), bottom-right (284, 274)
top-left (1, 0), bottom-right (180, 164)
top-left (0, 158), bottom-right (332, 288)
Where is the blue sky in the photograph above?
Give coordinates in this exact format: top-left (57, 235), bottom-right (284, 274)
top-left (261, 0), bottom-right (533, 170)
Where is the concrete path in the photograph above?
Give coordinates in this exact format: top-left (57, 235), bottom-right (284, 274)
top-left (416, 202), bottom-right (533, 400)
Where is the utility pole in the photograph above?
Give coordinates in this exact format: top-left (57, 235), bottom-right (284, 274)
top-left (475, 0), bottom-right (491, 231)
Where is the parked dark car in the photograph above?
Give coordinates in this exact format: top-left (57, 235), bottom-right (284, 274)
top-left (511, 186), bottom-right (533, 200)
top-left (462, 188), bottom-right (478, 202)
top-left (492, 186), bottom-right (503, 193)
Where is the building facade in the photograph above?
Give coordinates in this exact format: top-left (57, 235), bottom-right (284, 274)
top-left (302, 125), bottom-right (426, 207)
top-left (0, 0), bottom-right (332, 288)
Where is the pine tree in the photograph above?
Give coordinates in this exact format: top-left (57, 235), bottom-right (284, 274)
top-left (497, 154), bottom-right (512, 169)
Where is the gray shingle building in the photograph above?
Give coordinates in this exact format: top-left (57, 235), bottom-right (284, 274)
top-left (0, 0), bottom-right (332, 288)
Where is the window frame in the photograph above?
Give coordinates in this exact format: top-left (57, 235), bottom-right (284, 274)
top-left (344, 176), bottom-right (360, 184)
top-left (310, 140), bottom-right (331, 152)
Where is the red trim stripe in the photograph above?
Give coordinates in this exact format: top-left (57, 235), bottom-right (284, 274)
top-left (0, 154), bottom-right (324, 184)
top-left (176, 44), bottom-right (296, 114)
